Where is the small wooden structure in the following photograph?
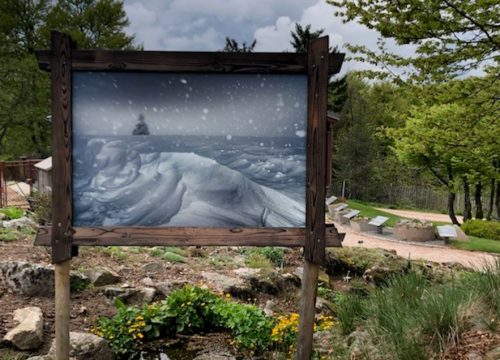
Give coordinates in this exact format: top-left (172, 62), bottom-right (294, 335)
top-left (34, 157), bottom-right (52, 194)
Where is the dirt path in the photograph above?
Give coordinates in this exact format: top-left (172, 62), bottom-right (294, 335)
top-left (376, 208), bottom-right (463, 223)
top-left (336, 224), bottom-right (497, 270)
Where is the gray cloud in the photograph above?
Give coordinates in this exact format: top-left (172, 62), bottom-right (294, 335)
top-left (123, 0), bottom-right (415, 74)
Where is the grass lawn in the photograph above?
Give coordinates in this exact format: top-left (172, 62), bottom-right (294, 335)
top-left (346, 200), bottom-right (407, 227)
top-left (450, 236), bottom-right (500, 254)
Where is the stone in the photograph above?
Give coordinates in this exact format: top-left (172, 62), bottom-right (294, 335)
top-left (156, 280), bottom-right (188, 297)
top-left (315, 297), bottom-right (332, 313)
top-left (465, 351), bottom-right (484, 360)
top-left (4, 307), bottom-right (44, 350)
top-left (193, 353), bottom-right (235, 360)
top-left (103, 286), bottom-right (156, 306)
top-left (142, 262), bottom-right (164, 273)
top-left (140, 277), bottom-right (155, 287)
top-left (2, 216), bottom-right (37, 230)
top-left (0, 261), bottom-right (90, 296)
top-left (26, 356), bottom-right (57, 360)
top-left (49, 332), bottom-right (114, 360)
top-left (263, 300), bottom-right (275, 316)
top-left (83, 267), bottom-right (120, 287)
top-left (201, 271), bottom-right (244, 293)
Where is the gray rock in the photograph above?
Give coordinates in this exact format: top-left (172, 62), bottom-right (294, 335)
top-left (83, 268), bottom-right (120, 287)
top-left (49, 332), bottom-right (114, 360)
top-left (140, 277), bottom-right (155, 287)
top-left (142, 262), bottom-right (164, 273)
top-left (465, 351), bottom-right (484, 360)
top-left (201, 271), bottom-right (244, 293)
top-left (26, 356), bottom-right (57, 360)
top-left (103, 286), bottom-right (156, 306)
top-left (263, 300), bottom-right (275, 316)
top-left (315, 297), bottom-right (332, 313)
top-left (193, 352), bottom-right (235, 360)
top-left (4, 307), bottom-right (44, 350)
top-left (156, 280), bottom-right (189, 297)
top-left (2, 216), bottom-right (37, 229)
top-left (0, 261), bottom-right (89, 296)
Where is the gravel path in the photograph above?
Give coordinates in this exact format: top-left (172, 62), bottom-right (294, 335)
top-left (376, 208), bottom-right (463, 223)
top-left (334, 206), bottom-right (495, 269)
top-left (337, 223), bottom-right (497, 269)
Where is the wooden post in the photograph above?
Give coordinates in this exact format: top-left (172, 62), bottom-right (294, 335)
top-left (297, 37), bottom-right (329, 360)
top-left (51, 31), bottom-right (74, 360)
top-left (55, 260), bottom-right (71, 360)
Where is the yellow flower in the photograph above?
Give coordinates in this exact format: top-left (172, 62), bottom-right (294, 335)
top-left (137, 332), bottom-right (144, 339)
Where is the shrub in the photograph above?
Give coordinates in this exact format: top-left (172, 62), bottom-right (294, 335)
top-left (30, 191), bottom-right (52, 224)
top-left (461, 219), bottom-right (500, 241)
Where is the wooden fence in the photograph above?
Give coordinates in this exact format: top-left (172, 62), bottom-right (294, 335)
top-left (0, 159), bottom-right (41, 208)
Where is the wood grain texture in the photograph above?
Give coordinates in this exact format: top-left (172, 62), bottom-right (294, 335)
top-left (305, 37), bottom-right (329, 265)
top-left (35, 50), bottom-right (345, 75)
top-left (34, 226), bottom-right (342, 247)
top-left (297, 261), bottom-right (319, 360)
top-left (50, 31), bottom-right (73, 264)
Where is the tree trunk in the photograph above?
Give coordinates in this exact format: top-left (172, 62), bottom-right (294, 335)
top-left (448, 191), bottom-right (460, 225)
top-left (475, 181), bottom-right (484, 219)
top-left (463, 177), bottom-right (472, 221)
top-left (486, 178), bottom-right (495, 220)
top-left (496, 181), bottom-right (500, 219)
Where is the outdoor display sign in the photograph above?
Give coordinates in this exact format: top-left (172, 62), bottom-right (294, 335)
top-left (343, 209), bottom-right (360, 219)
top-left (34, 31), bottom-right (344, 360)
top-left (368, 216), bottom-right (390, 227)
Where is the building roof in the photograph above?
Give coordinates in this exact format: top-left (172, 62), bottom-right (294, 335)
top-left (34, 157), bottom-right (52, 171)
top-left (327, 111), bottom-right (341, 124)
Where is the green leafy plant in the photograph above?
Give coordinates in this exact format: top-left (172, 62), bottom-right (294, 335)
top-left (0, 228), bottom-right (20, 242)
top-left (0, 207), bottom-right (25, 220)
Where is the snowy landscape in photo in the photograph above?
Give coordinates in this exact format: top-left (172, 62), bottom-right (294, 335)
top-left (72, 72), bottom-right (307, 227)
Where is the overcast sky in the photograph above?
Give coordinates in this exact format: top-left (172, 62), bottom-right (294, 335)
top-left (122, 0), bottom-right (415, 74)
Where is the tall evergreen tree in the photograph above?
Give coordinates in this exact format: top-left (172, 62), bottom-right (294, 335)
top-left (0, 0), bottom-right (138, 159)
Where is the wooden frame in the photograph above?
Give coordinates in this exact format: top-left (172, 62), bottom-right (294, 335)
top-left (35, 32), bottom-right (344, 264)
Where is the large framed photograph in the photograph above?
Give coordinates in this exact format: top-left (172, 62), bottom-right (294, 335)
top-left (72, 72), bottom-right (307, 228)
top-left (35, 33), bottom-right (344, 259)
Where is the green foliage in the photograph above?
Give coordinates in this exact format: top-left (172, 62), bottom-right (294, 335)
top-left (99, 246), bottom-right (129, 260)
top-left (222, 37), bottom-right (256, 53)
top-left (290, 24), bottom-right (325, 52)
top-left (333, 268), bottom-right (500, 359)
top-left (335, 293), bottom-right (366, 335)
top-left (30, 191), bottom-right (52, 225)
top-left (0, 207), bottom-right (25, 220)
top-left (161, 251), bottom-right (187, 263)
top-left (461, 220), bottom-right (500, 241)
top-left (346, 200), bottom-right (404, 227)
top-left (240, 247), bottom-right (285, 268)
top-left (328, 0), bottom-right (499, 81)
top-left (0, 228), bottom-right (20, 242)
top-left (0, 0), bottom-right (138, 159)
top-left (95, 286), bottom-right (275, 358)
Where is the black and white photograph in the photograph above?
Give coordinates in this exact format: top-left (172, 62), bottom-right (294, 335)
top-left (72, 72), bottom-right (308, 227)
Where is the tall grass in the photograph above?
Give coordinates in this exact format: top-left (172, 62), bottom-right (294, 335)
top-left (335, 264), bottom-right (500, 359)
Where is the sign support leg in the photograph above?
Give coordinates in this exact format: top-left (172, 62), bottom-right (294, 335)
top-left (297, 260), bottom-right (319, 359)
top-left (55, 260), bottom-right (71, 360)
